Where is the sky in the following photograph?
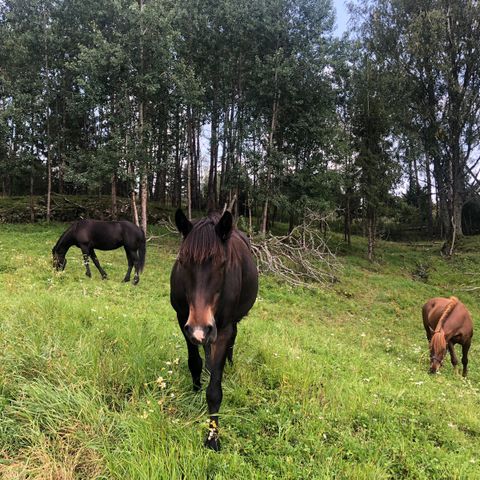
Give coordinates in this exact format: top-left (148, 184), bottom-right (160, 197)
top-left (333, 0), bottom-right (349, 36)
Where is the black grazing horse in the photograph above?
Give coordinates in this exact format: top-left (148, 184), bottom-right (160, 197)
top-left (171, 209), bottom-right (258, 451)
top-left (52, 219), bottom-right (146, 284)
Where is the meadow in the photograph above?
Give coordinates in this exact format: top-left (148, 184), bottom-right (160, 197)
top-left (0, 222), bottom-right (479, 479)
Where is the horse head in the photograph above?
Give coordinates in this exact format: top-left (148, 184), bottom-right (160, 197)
top-left (175, 209), bottom-right (233, 346)
top-left (429, 327), bottom-right (447, 374)
top-left (52, 248), bottom-right (67, 271)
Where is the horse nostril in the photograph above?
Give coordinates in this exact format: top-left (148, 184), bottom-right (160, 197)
top-left (184, 324), bottom-right (191, 334)
top-left (206, 325), bottom-right (213, 334)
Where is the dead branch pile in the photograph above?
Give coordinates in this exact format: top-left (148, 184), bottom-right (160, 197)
top-left (250, 210), bottom-right (341, 287)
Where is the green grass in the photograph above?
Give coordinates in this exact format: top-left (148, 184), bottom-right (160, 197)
top-left (0, 223), bottom-right (479, 479)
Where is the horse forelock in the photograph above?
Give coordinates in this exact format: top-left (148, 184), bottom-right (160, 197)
top-left (430, 329), bottom-right (447, 354)
top-left (178, 214), bottom-right (244, 267)
top-left (178, 216), bottom-right (226, 265)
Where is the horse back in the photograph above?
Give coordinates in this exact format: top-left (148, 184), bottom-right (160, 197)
top-left (423, 297), bottom-right (473, 340)
top-left (74, 219), bottom-right (142, 250)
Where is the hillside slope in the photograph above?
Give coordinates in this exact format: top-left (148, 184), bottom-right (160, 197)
top-left (0, 224), bottom-right (479, 479)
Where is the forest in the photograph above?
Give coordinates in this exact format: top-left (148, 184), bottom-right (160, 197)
top-left (1, 0), bottom-right (479, 258)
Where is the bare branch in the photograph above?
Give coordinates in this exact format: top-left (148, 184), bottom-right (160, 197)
top-left (250, 209), bottom-right (341, 288)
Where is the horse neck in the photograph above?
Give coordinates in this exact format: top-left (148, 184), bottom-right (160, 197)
top-left (55, 229), bottom-right (74, 255)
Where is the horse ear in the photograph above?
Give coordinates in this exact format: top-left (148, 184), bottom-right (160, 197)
top-left (175, 209), bottom-right (193, 238)
top-left (215, 211), bottom-right (233, 241)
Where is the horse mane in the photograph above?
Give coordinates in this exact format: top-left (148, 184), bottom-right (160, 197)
top-left (178, 214), bottom-right (226, 265)
top-left (434, 296), bottom-right (458, 333)
top-left (52, 222), bottom-right (77, 253)
top-left (430, 296), bottom-right (458, 352)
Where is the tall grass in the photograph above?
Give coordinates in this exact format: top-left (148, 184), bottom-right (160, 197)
top-left (0, 223), bottom-right (479, 479)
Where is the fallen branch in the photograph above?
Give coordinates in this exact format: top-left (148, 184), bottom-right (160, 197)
top-left (455, 286), bottom-right (480, 292)
top-left (250, 209), bottom-right (341, 288)
top-left (157, 217), bottom-right (180, 235)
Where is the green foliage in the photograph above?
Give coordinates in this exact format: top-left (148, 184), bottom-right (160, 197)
top-left (1, 224), bottom-right (480, 477)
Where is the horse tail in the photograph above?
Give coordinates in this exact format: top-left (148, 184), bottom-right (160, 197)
top-left (435, 296), bottom-right (458, 333)
top-left (137, 230), bottom-right (146, 273)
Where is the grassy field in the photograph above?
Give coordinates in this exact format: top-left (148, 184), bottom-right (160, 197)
top-left (0, 222), bottom-right (479, 479)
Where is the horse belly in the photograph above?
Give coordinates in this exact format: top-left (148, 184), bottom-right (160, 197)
top-left (95, 239), bottom-right (123, 250)
top-left (222, 264), bottom-right (258, 321)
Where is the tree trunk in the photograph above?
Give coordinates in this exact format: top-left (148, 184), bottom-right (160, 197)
top-left (260, 67), bottom-right (279, 237)
top-left (261, 197), bottom-right (269, 237)
top-left (207, 103), bottom-right (219, 211)
top-left (30, 168), bottom-right (35, 223)
top-left (425, 154), bottom-right (433, 237)
top-left (187, 107), bottom-right (194, 220)
top-left (111, 173), bottom-right (118, 220)
top-left (138, 0), bottom-right (147, 234)
top-left (140, 173), bottom-right (148, 234)
top-left (129, 162), bottom-right (139, 226)
top-left (46, 123), bottom-right (52, 223)
top-left (43, 6), bottom-right (52, 223)
top-left (219, 107), bottom-right (228, 207)
top-left (367, 205), bottom-right (376, 261)
top-left (344, 187), bottom-right (352, 246)
top-left (172, 107), bottom-right (182, 207)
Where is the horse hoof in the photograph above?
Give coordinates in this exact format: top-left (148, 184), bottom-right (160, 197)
top-left (133, 278), bottom-right (139, 286)
top-left (86, 273), bottom-right (92, 278)
top-left (102, 275), bottom-right (108, 280)
top-left (204, 435), bottom-right (220, 452)
top-left (123, 278), bottom-right (130, 283)
top-left (193, 383), bottom-right (201, 392)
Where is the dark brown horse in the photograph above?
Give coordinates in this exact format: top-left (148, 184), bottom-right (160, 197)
top-left (52, 219), bottom-right (146, 284)
top-left (170, 209), bottom-right (258, 450)
top-left (423, 296), bottom-right (473, 376)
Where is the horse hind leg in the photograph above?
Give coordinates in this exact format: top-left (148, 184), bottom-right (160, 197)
top-left (448, 341), bottom-right (459, 371)
top-left (123, 248), bottom-right (133, 283)
top-left (90, 249), bottom-right (107, 279)
top-left (130, 249), bottom-right (140, 285)
top-left (462, 340), bottom-right (471, 377)
top-left (227, 323), bottom-right (238, 366)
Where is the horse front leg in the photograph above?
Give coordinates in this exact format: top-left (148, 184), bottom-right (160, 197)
top-left (80, 246), bottom-right (92, 278)
top-left (90, 249), bottom-right (107, 279)
top-left (462, 340), bottom-right (471, 377)
top-left (205, 324), bottom-right (233, 451)
top-left (178, 315), bottom-right (202, 390)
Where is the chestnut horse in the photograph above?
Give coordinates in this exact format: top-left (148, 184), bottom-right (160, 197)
top-left (170, 209), bottom-right (258, 450)
top-left (52, 219), bottom-right (146, 284)
top-left (422, 296), bottom-right (473, 376)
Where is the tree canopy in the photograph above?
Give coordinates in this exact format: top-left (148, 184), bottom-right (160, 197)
top-left (1, 0), bottom-right (480, 256)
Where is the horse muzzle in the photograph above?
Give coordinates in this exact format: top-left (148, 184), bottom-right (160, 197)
top-left (429, 362), bottom-right (441, 374)
top-left (53, 255), bottom-right (67, 271)
top-left (184, 323), bottom-right (217, 346)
